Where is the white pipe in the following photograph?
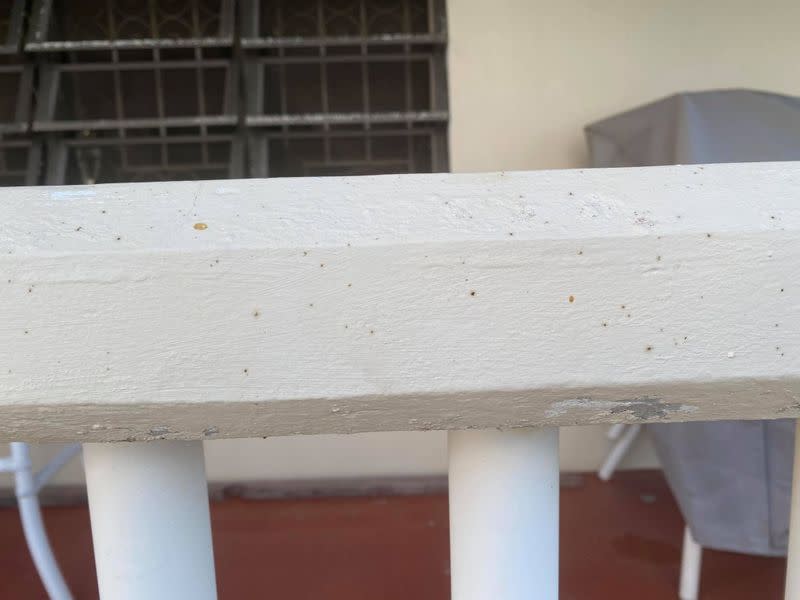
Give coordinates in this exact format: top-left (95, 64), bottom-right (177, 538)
top-left (448, 428), bottom-right (559, 600)
top-left (679, 526), bottom-right (702, 600)
top-left (10, 443), bottom-right (74, 600)
top-left (598, 423), bottom-right (641, 481)
top-left (785, 420), bottom-right (800, 599)
top-left (607, 423), bottom-right (626, 440)
top-left (83, 441), bottom-right (217, 600)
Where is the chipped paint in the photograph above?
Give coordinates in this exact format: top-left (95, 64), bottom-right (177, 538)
top-left (545, 397), bottom-right (698, 420)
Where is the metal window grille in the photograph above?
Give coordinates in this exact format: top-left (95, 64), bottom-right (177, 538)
top-left (0, 0), bottom-right (24, 54)
top-left (26, 0), bottom-right (235, 50)
top-left (242, 0), bottom-right (448, 177)
top-left (44, 127), bottom-right (243, 184)
top-left (0, 0), bottom-right (447, 185)
top-left (0, 138), bottom-right (39, 185)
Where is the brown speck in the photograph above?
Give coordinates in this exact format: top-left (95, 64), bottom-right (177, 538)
top-left (303, 251), bottom-right (308, 256)
top-left (602, 322), bottom-right (608, 327)
top-left (101, 209), bottom-right (106, 214)
top-left (656, 255), bottom-right (662, 261)
top-left (75, 226), bottom-right (82, 232)
top-left (320, 263), bottom-right (325, 268)
top-left (253, 309), bottom-right (261, 318)
top-left (369, 330), bottom-right (375, 335)
top-left (646, 345), bottom-right (653, 351)
top-left (24, 330), bottom-right (28, 334)
top-left (347, 283), bottom-right (352, 287)
top-left (243, 368), bottom-right (249, 375)
top-left (706, 233), bottom-right (712, 238)
top-left (627, 313), bottom-right (631, 318)
top-left (508, 232), bottom-right (514, 236)
top-left (621, 304), bottom-right (626, 309)
top-left (115, 236), bottom-right (121, 241)
top-left (780, 288), bottom-right (785, 292)
top-left (568, 192), bottom-right (574, 196)
top-left (470, 290), bottom-right (476, 297)
top-left (27, 288), bottom-right (32, 293)
top-left (568, 295), bottom-right (575, 303)
top-left (344, 324), bottom-right (349, 329)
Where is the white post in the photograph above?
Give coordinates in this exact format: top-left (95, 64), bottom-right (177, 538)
top-left (679, 526), bottom-right (702, 600)
top-left (785, 420), bottom-right (800, 599)
top-left (83, 441), bottom-right (217, 600)
top-left (448, 428), bottom-right (559, 600)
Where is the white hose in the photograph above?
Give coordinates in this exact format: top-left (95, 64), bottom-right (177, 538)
top-left (10, 443), bottom-right (74, 600)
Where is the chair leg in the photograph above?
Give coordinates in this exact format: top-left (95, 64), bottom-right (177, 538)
top-left (679, 526), bottom-right (702, 600)
top-left (598, 424), bottom-right (641, 481)
top-left (10, 443), bottom-right (74, 600)
top-left (607, 423), bottom-right (626, 440)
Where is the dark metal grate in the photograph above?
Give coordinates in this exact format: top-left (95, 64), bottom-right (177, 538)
top-left (0, 59), bottom-right (32, 133)
top-left (26, 0), bottom-right (235, 50)
top-left (0, 137), bottom-right (40, 185)
top-left (0, 0), bottom-right (24, 54)
top-left (34, 54), bottom-right (238, 132)
top-left (45, 128), bottom-right (243, 184)
top-left (242, 0), bottom-right (439, 41)
top-left (0, 0), bottom-right (447, 185)
top-left (261, 127), bottom-right (434, 177)
top-left (243, 0), bottom-right (448, 177)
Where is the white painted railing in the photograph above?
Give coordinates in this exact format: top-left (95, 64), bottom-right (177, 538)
top-left (2, 162), bottom-right (799, 598)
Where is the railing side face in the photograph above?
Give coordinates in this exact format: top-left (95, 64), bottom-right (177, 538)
top-left (1, 162), bottom-right (799, 442)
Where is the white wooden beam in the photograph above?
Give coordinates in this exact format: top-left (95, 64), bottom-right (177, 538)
top-left (1, 162), bottom-right (799, 442)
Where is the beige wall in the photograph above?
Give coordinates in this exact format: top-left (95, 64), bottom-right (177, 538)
top-left (7, 0), bottom-right (800, 489)
top-left (448, 0), bottom-right (800, 172)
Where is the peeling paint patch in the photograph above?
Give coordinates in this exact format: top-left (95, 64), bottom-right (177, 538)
top-left (545, 396), bottom-right (698, 420)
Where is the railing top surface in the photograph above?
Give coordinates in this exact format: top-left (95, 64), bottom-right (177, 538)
top-left (4, 162), bottom-right (800, 256)
top-left (1, 162), bottom-right (799, 442)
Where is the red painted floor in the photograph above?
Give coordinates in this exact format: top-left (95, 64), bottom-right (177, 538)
top-left (0, 470), bottom-right (786, 599)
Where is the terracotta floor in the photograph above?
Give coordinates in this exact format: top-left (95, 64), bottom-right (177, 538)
top-left (0, 470), bottom-right (786, 599)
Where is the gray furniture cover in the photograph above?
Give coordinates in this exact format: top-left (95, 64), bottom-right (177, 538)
top-left (586, 89), bottom-right (800, 556)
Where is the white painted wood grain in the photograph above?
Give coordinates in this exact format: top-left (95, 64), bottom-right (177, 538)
top-left (1, 162), bottom-right (799, 442)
